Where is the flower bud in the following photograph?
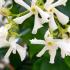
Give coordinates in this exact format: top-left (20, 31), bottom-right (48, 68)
top-left (0, 7), bottom-right (12, 16)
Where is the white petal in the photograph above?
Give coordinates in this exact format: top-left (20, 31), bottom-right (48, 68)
top-left (4, 47), bottom-right (13, 63)
top-left (14, 0), bottom-right (31, 10)
top-left (44, 0), bottom-right (54, 11)
top-left (54, 8), bottom-right (69, 25)
top-left (3, 57), bottom-right (9, 64)
top-left (57, 39), bottom-right (70, 58)
top-left (9, 37), bottom-right (18, 54)
top-left (36, 46), bottom-right (48, 57)
top-left (36, 6), bottom-right (50, 23)
top-left (45, 0), bottom-right (54, 4)
top-left (44, 30), bottom-right (50, 39)
top-left (32, 14), bottom-right (43, 34)
top-left (61, 50), bottom-right (66, 58)
top-left (4, 47), bottom-right (13, 58)
top-left (0, 63), bottom-right (5, 69)
top-left (49, 48), bottom-right (57, 64)
top-left (49, 13), bottom-right (58, 31)
top-left (4, 0), bottom-right (12, 7)
top-left (17, 44), bottom-right (27, 61)
top-left (0, 26), bottom-right (8, 40)
top-left (51, 0), bottom-right (68, 7)
top-left (61, 48), bottom-right (70, 58)
top-left (31, 0), bottom-right (37, 6)
top-left (30, 38), bottom-right (45, 45)
top-left (13, 12), bottom-right (32, 24)
top-left (0, 40), bottom-right (9, 48)
top-left (0, 26), bottom-right (10, 48)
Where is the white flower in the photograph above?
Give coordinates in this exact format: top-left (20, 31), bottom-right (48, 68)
top-left (0, 25), bottom-right (11, 48)
top-left (57, 39), bottom-right (70, 58)
top-left (45, 0), bottom-right (69, 30)
top-left (30, 30), bottom-right (58, 64)
top-left (30, 29), bottom-right (70, 63)
top-left (14, 0), bottom-right (50, 34)
top-left (3, 37), bottom-right (27, 63)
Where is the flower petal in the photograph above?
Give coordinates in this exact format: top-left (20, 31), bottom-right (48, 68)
top-left (54, 8), bottom-right (69, 25)
top-left (49, 48), bottom-right (57, 64)
top-left (4, 0), bottom-right (12, 7)
top-left (36, 46), bottom-right (48, 57)
top-left (32, 13), bottom-right (43, 34)
top-left (30, 38), bottom-right (45, 45)
top-left (45, 0), bottom-right (54, 4)
top-left (0, 26), bottom-right (8, 40)
top-left (0, 40), bottom-right (9, 48)
top-left (57, 39), bottom-right (70, 58)
top-left (13, 12), bottom-right (32, 24)
top-left (3, 57), bottom-right (9, 64)
top-left (3, 47), bottom-right (13, 63)
top-left (17, 44), bottom-right (27, 61)
top-left (61, 50), bottom-right (66, 58)
top-left (9, 37), bottom-right (19, 54)
top-left (14, 0), bottom-right (31, 10)
top-left (44, 30), bottom-right (50, 39)
top-left (31, 0), bottom-right (37, 6)
top-left (36, 6), bottom-right (50, 23)
top-left (51, 0), bottom-right (68, 7)
top-left (49, 13), bottom-right (58, 31)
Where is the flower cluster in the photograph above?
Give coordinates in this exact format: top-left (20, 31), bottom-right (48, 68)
top-left (0, 0), bottom-right (27, 64)
top-left (0, 0), bottom-right (70, 65)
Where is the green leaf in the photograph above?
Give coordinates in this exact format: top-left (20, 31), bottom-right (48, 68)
top-left (65, 56), bottom-right (70, 68)
top-left (57, 0), bottom-right (70, 17)
top-left (33, 51), bottom-right (70, 70)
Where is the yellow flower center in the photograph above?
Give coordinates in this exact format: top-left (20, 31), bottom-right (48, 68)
top-left (31, 6), bottom-right (36, 14)
top-left (47, 42), bottom-right (54, 46)
top-left (45, 39), bottom-right (56, 47)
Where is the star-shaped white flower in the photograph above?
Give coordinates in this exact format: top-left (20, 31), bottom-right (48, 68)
top-left (3, 37), bottom-right (27, 63)
top-left (14, 0), bottom-right (50, 34)
top-left (30, 30), bottom-right (58, 64)
top-left (0, 25), bottom-right (11, 48)
top-left (30, 29), bottom-right (70, 63)
top-left (44, 0), bottom-right (69, 31)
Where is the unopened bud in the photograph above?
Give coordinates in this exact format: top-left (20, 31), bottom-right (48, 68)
top-left (0, 7), bottom-right (12, 16)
